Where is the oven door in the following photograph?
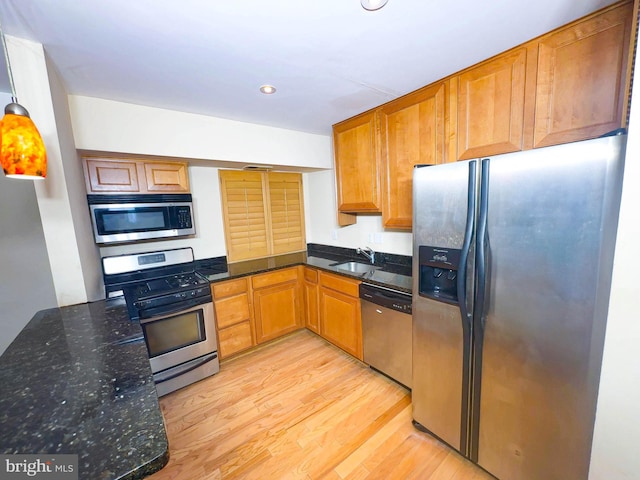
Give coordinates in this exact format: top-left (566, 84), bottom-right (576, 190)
top-left (140, 301), bottom-right (217, 374)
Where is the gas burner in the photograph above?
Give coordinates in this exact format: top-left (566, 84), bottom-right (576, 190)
top-left (169, 273), bottom-right (207, 289)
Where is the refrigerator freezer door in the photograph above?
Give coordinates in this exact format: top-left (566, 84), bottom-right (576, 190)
top-left (412, 160), bottom-right (477, 453)
top-left (473, 135), bottom-right (625, 479)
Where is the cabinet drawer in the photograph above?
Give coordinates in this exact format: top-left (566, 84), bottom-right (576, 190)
top-left (252, 267), bottom-right (299, 290)
top-left (215, 294), bottom-right (251, 329)
top-left (304, 267), bottom-right (318, 283)
top-left (319, 271), bottom-right (360, 297)
top-left (212, 278), bottom-right (248, 299)
top-left (218, 321), bottom-right (253, 358)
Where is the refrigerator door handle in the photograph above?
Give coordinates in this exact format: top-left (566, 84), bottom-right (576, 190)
top-left (474, 158), bottom-right (490, 329)
top-left (457, 160), bottom-right (477, 325)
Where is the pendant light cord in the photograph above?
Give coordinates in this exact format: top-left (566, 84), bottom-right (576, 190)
top-left (0, 19), bottom-right (17, 102)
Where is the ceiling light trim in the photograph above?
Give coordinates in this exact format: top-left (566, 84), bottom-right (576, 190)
top-left (361, 0), bottom-right (389, 11)
top-left (259, 85), bottom-right (276, 94)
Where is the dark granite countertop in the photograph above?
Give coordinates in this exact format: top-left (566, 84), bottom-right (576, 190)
top-left (197, 244), bottom-right (413, 294)
top-left (0, 298), bottom-right (168, 479)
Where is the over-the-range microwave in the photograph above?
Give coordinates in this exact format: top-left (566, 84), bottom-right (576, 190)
top-left (87, 193), bottom-right (196, 244)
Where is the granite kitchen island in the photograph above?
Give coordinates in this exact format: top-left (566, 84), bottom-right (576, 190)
top-left (0, 298), bottom-right (168, 479)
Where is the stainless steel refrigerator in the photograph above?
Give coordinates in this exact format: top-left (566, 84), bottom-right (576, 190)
top-left (411, 133), bottom-right (626, 480)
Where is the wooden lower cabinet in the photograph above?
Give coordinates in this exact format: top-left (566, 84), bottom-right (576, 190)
top-left (302, 267), bottom-right (320, 334)
top-left (211, 267), bottom-right (364, 361)
top-left (319, 272), bottom-right (362, 361)
top-left (212, 278), bottom-right (255, 359)
top-left (217, 322), bottom-right (253, 357)
top-left (252, 268), bottom-right (303, 344)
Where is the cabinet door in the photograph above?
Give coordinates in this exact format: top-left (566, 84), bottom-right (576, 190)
top-left (455, 47), bottom-right (529, 160)
top-left (533, 2), bottom-right (633, 148)
top-left (333, 110), bottom-right (382, 213)
top-left (379, 82), bottom-right (448, 229)
top-left (84, 158), bottom-right (141, 193)
top-left (303, 268), bottom-right (320, 334)
top-left (320, 287), bottom-right (362, 360)
top-left (320, 288), bottom-right (362, 360)
top-left (253, 280), bottom-right (302, 344)
top-left (143, 162), bottom-right (190, 192)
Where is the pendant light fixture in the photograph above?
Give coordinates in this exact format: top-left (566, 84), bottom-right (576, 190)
top-left (0, 22), bottom-right (47, 179)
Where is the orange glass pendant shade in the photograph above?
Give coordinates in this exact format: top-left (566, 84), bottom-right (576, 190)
top-left (1, 103), bottom-right (47, 179)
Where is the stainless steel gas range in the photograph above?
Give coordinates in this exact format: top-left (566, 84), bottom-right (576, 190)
top-left (102, 247), bottom-right (219, 396)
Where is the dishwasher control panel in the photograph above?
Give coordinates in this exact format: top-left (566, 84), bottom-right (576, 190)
top-left (359, 283), bottom-right (412, 314)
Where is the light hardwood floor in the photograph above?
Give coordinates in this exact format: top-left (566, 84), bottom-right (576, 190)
top-left (150, 329), bottom-right (494, 480)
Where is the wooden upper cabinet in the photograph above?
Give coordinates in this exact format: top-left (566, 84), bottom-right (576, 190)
top-left (454, 47), bottom-right (532, 160)
top-left (379, 81), bottom-right (448, 229)
top-left (83, 157), bottom-right (190, 194)
top-left (333, 110), bottom-right (382, 213)
top-left (533, 1), bottom-right (633, 148)
top-left (143, 162), bottom-right (189, 192)
top-left (84, 159), bottom-right (141, 193)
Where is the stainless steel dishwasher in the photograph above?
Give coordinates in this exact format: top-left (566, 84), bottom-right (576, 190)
top-left (360, 283), bottom-right (412, 388)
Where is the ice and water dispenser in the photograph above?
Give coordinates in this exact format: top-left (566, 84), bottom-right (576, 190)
top-left (418, 246), bottom-right (461, 304)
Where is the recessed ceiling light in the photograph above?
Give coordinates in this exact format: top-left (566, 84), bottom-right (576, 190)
top-left (361, 0), bottom-right (388, 11)
top-left (260, 85), bottom-right (276, 94)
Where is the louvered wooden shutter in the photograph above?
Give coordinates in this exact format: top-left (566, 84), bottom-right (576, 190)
top-left (219, 170), bottom-right (270, 262)
top-left (219, 170), bottom-right (306, 262)
top-left (268, 172), bottom-right (306, 255)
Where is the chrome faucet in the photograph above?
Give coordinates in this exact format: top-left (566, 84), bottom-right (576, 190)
top-left (357, 246), bottom-right (376, 264)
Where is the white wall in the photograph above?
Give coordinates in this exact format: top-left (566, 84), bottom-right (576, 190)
top-left (68, 95), bottom-right (333, 169)
top-left (0, 90), bottom-right (58, 355)
top-left (588, 49), bottom-right (640, 479)
top-left (7, 35), bottom-right (95, 306)
top-left (45, 55), bottom-right (103, 302)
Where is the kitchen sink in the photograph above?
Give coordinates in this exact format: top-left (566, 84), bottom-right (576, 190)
top-left (331, 261), bottom-right (381, 274)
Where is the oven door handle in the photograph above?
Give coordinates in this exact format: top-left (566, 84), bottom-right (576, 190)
top-left (154, 352), bottom-right (219, 385)
top-left (138, 295), bottom-right (213, 321)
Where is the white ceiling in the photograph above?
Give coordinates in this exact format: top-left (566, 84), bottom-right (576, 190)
top-left (0, 0), bottom-right (619, 135)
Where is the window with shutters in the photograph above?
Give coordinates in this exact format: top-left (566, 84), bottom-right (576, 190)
top-left (219, 170), bottom-right (306, 262)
